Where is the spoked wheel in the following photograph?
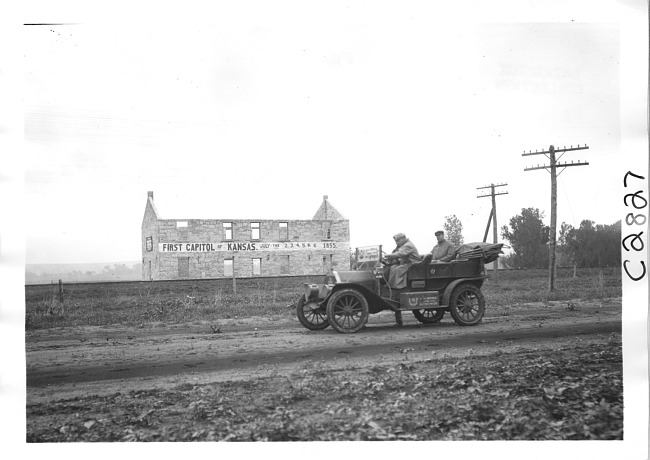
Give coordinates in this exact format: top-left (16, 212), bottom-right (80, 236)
top-left (326, 288), bottom-right (369, 333)
top-left (412, 308), bottom-right (445, 324)
top-left (449, 283), bottom-right (485, 326)
top-left (296, 296), bottom-right (330, 330)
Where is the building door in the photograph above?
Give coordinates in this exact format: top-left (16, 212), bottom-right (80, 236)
top-left (148, 261), bottom-right (152, 281)
top-left (178, 257), bottom-right (189, 278)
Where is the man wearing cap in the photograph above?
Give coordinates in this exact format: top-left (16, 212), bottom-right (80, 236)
top-left (384, 233), bottom-right (421, 289)
top-left (429, 230), bottom-right (456, 262)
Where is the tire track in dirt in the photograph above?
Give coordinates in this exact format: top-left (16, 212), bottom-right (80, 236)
top-left (26, 320), bottom-right (620, 388)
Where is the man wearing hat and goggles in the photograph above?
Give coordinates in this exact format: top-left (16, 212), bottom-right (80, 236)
top-left (383, 233), bottom-right (421, 290)
top-left (383, 233), bottom-right (421, 326)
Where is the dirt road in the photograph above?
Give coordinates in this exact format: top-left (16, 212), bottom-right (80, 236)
top-left (26, 297), bottom-right (621, 405)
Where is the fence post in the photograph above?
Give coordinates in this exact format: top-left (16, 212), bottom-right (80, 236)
top-left (58, 279), bottom-right (64, 303)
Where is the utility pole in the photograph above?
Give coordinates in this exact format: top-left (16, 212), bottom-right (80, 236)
top-left (523, 144), bottom-right (589, 291)
top-left (477, 183), bottom-right (508, 279)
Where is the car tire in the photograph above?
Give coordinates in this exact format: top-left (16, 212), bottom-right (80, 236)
top-left (412, 308), bottom-right (445, 324)
top-left (449, 283), bottom-right (485, 326)
top-left (296, 296), bottom-right (330, 330)
top-left (326, 288), bottom-right (369, 333)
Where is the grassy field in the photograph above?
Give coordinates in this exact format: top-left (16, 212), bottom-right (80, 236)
top-left (25, 267), bottom-right (621, 330)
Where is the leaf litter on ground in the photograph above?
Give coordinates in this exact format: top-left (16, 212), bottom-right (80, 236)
top-left (27, 338), bottom-right (622, 442)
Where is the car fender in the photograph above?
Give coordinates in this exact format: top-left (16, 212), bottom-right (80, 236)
top-left (326, 283), bottom-right (393, 313)
top-left (327, 282), bottom-right (375, 299)
top-left (441, 276), bottom-right (487, 306)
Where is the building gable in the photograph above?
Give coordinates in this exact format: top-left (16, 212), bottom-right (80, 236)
top-left (312, 195), bottom-right (345, 220)
top-left (142, 191), bottom-right (160, 227)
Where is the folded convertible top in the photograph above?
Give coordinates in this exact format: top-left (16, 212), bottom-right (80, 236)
top-left (455, 242), bottom-right (505, 264)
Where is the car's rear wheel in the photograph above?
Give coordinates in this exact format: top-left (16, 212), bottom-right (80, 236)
top-left (412, 308), bottom-right (445, 324)
top-left (296, 296), bottom-right (330, 330)
top-left (326, 288), bottom-right (369, 333)
top-left (449, 283), bottom-right (485, 326)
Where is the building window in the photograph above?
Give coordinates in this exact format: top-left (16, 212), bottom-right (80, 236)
top-left (146, 236), bottom-right (153, 252)
top-left (177, 221), bottom-right (188, 239)
top-left (280, 255), bottom-right (290, 275)
top-left (252, 258), bottom-right (261, 276)
top-left (279, 222), bottom-right (288, 241)
top-left (224, 259), bottom-right (233, 277)
top-left (322, 221), bottom-right (332, 240)
top-left (223, 222), bottom-right (233, 240)
top-left (251, 222), bottom-right (260, 240)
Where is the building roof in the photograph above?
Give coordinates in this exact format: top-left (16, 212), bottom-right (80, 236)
top-left (312, 195), bottom-right (346, 220)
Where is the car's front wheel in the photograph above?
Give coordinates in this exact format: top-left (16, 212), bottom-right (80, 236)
top-left (326, 288), bottom-right (369, 333)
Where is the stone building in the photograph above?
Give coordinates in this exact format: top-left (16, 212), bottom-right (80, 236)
top-left (141, 192), bottom-right (350, 281)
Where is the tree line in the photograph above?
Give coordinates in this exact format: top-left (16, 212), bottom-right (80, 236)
top-left (439, 210), bottom-right (620, 269)
top-left (499, 207), bottom-right (620, 269)
top-left (25, 263), bottom-right (143, 284)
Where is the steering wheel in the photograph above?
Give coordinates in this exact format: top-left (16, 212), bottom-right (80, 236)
top-left (380, 250), bottom-right (398, 266)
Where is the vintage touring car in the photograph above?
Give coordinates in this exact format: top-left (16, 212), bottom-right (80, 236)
top-left (296, 243), bottom-right (503, 333)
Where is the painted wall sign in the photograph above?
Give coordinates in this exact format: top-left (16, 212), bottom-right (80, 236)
top-left (158, 241), bottom-right (342, 253)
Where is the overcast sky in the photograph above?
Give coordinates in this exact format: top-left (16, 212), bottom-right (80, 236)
top-left (20, 0), bottom-right (647, 264)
